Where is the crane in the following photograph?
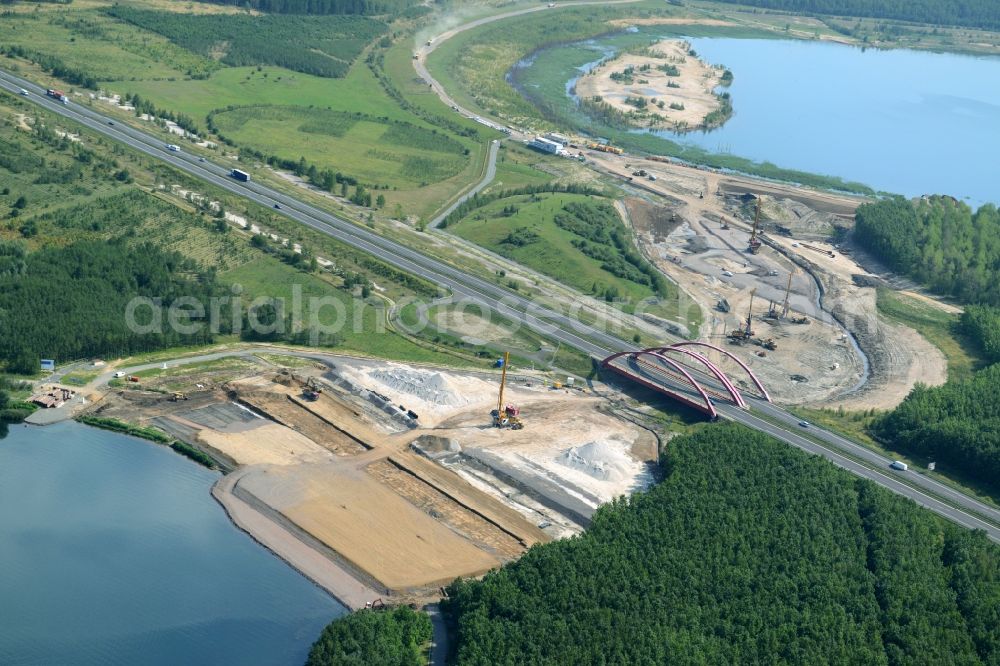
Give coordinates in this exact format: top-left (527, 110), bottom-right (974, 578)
top-left (781, 270), bottom-right (794, 319)
top-left (748, 198), bottom-right (762, 254)
top-left (491, 352), bottom-right (523, 430)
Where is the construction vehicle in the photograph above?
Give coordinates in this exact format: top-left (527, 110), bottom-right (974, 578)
top-left (587, 142), bottom-right (624, 155)
top-left (170, 392), bottom-right (188, 401)
top-left (790, 315), bottom-right (810, 325)
top-left (127, 375), bottom-right (140, 383)
top-left (302, 377), bottom-right (322, 401)
top-left (490, 351), bottom-right (523, 430)
top-left (721, 218), bottom-right (730, 230)
top-left (748, 198), bottom-right (763, 254)
top-left (728, 289), bottom-right (757, 342)
top-left (761, 338), bottom-right (777, 351)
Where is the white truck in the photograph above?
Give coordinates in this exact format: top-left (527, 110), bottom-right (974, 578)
top-left (890, 461), bottom-right (908, 472)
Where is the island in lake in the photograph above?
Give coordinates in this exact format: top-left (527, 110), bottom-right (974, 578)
top-left (575, 39), bottom-right (733, 132)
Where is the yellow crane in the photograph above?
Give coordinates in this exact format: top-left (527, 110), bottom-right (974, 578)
top-left (491, 352), bottom-right (523, 430)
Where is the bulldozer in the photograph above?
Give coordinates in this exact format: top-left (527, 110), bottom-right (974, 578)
top-left (170, 392), bottom-right (188, 402)
top-left (490, 351), bottom-right (523, 430)
top-left (761, 338), bottom-right (777, 351)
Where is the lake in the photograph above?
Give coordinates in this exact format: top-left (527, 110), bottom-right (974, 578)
top-left (515, 32), bottom-right (1000, 206)
top-left (0, 422), bottom-right (344, 666)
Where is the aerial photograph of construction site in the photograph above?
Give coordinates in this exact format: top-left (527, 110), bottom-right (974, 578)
top-left (2, 0), bottom-right (1000, 663)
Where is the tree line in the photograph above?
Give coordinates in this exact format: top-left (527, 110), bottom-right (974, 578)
top-left (439, 422), bottom-right (1000, 664)
top-left (706, 0), bottom-right (1000, 31)
top-left (192, 0), bottom-right (416, 16)
top-left (306, 606), bottom-right (431, 665)
top-left (854, 196), bottom-right (1000, 305)
top-left (105, 7), bottom-right (384, 78)
top-left (0, 240), bottom-right (226, 374)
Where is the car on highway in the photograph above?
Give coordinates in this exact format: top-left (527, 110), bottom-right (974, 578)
top-left (198, 157), bottom-right (206, 162)
top-left (273, 203), bottom-right (281, 209)
top-left (19, 88), bottom-right (28, 96)
top-left (107, 121), bottom-right (114, 126)
top-left (722, 270), bottom-right (734, 277)
top-left (798, 420), bottom-right (810, 428)
top-left (165, 144), bottom-right (180, 152)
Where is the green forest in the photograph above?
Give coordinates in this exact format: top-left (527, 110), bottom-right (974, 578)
top-left (869, 306), bottom-right (1000, 493)
top-left (0, 240), bottom-right (225, 373)
top-left (105, 8), bottom-right (385, 78)
top-left (306, 606), bottom-right (431, 666)
top-left (854, 196), bottom-right (1000, 305)
top-left (438, 423), bottom-right (1000, 664)
top-left (707, 0), bottom-right (1000, 31)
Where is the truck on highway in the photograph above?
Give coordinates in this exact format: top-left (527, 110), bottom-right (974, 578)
top-left (230, 168), bottom-right (251, 182)
top-left (165, 143), bottom-right (180, 152)
top-left (890, 461), bottom-right (908, 471)
top-left (46, 88), bottom-right (68, 104)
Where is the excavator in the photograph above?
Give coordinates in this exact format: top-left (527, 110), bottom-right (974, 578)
top-left (490, 351), bottom-right (523, 430)
top-left (302, 377), bottom-right (322, 401)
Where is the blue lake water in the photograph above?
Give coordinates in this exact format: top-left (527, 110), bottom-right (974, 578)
top-left (527, 35), bottom-right (1000, 205)
top-left (0, 422), bottom-right (344, 666)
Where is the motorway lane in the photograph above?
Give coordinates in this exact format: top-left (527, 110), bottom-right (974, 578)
top-left (4, 71), bottom-right (1000, 541)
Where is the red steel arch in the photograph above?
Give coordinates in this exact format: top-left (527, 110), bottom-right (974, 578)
top-left (669, 341), bottom-right (772, 402)
top-left (650, 346), bottom-right (747, 408)
top-left (602, 350), bottom-right (717, 418)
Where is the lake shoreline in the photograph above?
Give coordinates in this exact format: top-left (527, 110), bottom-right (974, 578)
top-left (211, 467), bottom-right (381, 611)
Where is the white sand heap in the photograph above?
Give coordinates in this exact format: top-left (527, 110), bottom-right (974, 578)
top-left (556, 439), bottom-right (637, 483)
top-left (365, 365), bottom-right (499, 410)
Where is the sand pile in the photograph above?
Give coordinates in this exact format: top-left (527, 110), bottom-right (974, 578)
top-left (557, 439), bottom-right (637, 483)
top-left (369, 367), bottom-right (471, 407)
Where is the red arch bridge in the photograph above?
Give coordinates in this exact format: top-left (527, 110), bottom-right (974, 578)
top-left (601, 343), bottom-right (771, 419)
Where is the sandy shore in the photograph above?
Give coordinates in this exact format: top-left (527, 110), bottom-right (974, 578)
top-left (575, 39), bottom-right (728, 131)
top-left (212, 468), bottom-right (381, 610)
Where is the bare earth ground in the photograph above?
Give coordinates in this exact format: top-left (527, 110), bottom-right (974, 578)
top-left (86, 357), bottom-right (656, 607)
top-left (575, 39), bottom-right (726, 130)
top-left (585, 150), bottom-right (948, 408)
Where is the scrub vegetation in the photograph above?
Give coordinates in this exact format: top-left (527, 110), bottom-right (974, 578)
top-left (441, 422), bottom-right (1000, 664)
top-left (449, 192), bottom-right (673, 307)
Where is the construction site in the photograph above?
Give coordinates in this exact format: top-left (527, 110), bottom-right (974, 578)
top-left (591, 148), bottom-right (949, 408)
top-left (83, 352), bottom-right (657, 608)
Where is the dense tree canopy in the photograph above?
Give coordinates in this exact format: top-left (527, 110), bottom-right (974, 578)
top-left (959, 305), bottom-right (1000, 364)
top-left (0, 240), bottom-right (225, 373)
top-left (870, 364), bottom-right (1000, 491)
top-left (442, 423), bottom-right (1000, 664)
top-left (306, 606), bottom-right (432, 666)
top-left (706, 0), bottom-right (1000, 31)
top-left (854, 196), bottom-right (1000, 305)
top-left (106, 8), bottom-right (385, 78)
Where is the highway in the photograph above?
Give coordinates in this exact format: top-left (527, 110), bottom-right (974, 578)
top-left (3, 69), bottom-right (999, 543)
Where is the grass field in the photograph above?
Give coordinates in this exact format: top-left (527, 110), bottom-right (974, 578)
top-left (450, 192), bottom-right (667, 307)
top-left (211, 105), bottom-right (468, 189)
top-left (875, 288), bottom-right (983, 382)
top-left (221, 258), bottom-right (463, 363)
